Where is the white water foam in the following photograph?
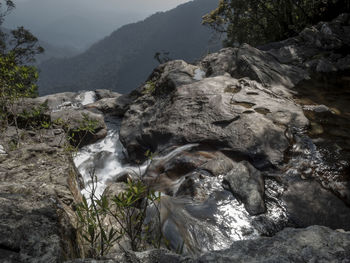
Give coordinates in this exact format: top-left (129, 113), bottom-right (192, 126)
top-left (76, 91), bottom-right (96, 106)
top-left (193, 68), bottom-right (206, 81)
top-left (74, 123), bottom-right (286, 254)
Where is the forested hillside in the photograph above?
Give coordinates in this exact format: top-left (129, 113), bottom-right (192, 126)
top-left (38, 0), bottom-right (221, 95)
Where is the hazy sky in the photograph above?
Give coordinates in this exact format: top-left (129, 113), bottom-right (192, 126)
top-left (4, 0), bottom-right (193, 49)
top-left (10, 0), bottom-right (192, 17)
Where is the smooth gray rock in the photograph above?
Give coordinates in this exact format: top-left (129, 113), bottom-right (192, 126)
top-left (146, 60), bottom-right (199, 94)
top-left (200, 44), bottom-right (309, 97)
top-left (193, 226), bottom-right (350, 263)
top-left (200, 48), bottom-right (237, 77)
top-left (120, 74), bottom-right (308, 167)
top-left (282, 179), bottom-right (350, 230)
top-left (223, 161), bottom-right (265, 215)
top-left (85, 94), bottom-right (132, 116)
top-left (233, 44), bottom-right (309, 89)
top-left (95, 89), bottom-right (121, 100)
top-left (27, 92), bottom-right (78, 111)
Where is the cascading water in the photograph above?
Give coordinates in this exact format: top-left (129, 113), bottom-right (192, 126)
top-left (73, 117), bottom-right (127, 197)
top-left (287, 72), bottom-right (350, 203)
top-left (73, 113), bottom-right (288, 255)
top-left (49, 90), bottom-right (289, 254)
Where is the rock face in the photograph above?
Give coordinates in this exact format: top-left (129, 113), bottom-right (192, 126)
top-left (193, 226), bottom-right (350, 263)
top-left (0, 127), bottom-right (83, 262)
top-left (120, 74), bottom-right (308, 167)
top-left (282, 178), bottom-right (350, 230)
top-left (65, 226), bottom-right (350, 263)
top-left (0, 91), bottom-right (117, 262)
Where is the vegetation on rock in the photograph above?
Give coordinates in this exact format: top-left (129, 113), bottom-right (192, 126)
top-left (203, 0), bottom-right (350, 46)
top-left (76, 168), bottom-right (162, 258)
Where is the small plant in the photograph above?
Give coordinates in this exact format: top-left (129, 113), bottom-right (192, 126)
top-left (68, 113), bottom-right (99, 148)
top-left (40, 121), bottom-right (51, 129)
top-left (76, 170), bottom-right (121, 258)
top-left (76, 155), bottom-right (163, 258)
top-left (17, 102), bottom-right (49, 130)
top-left (142, 81), bottom-right (156, 95)
top-left (107, 178), bottom-right (161, 251)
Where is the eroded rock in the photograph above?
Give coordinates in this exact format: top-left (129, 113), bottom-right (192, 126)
top-left (0, 128), bottom-right (83, 262)
top-left (120, 74), bottom-right (308, 167)
top-left (223, 161), bottom-right (265, 215)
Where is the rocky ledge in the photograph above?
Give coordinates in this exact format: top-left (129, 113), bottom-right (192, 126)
top-left (66, 226), bottom-right (350, 262)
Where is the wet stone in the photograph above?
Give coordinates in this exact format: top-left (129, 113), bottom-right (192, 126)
top-left (223, 161), bottom-right (265, 216)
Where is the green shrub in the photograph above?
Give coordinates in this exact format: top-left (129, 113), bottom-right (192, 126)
top-left (76, 169), bottom-right (162, 258)
top-left (142, 81), bottom-right (156, 95)
top-left (203, 0), bottom-right (350, 46)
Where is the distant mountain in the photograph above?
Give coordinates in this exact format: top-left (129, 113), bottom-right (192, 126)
top-left (33, 13), bottom-right (146, 50)
top-left (36, 41), bottom-right (79, 64)
top-left (38, 0), bottom-right (221, 95)
top-left (4, 0), bottom-right (147, 51)
top-left (0, 27), bottom-right (79, 64)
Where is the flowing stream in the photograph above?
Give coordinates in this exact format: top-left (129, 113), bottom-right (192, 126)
top-left (71, 71), bottom-right (350, 254)
top-left (73, 114), bottom-right (287, 255)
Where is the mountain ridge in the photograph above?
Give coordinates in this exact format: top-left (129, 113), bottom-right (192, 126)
top-left (38, 0), bottom-right (221, 95)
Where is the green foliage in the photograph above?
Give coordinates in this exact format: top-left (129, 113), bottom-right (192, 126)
top-left (1, 1), bottom-right (43, 64)
top-left (144, 149), bottom-right (155, 160)
top-left (67, 113), bottom-right (99, 148)
top-left (203, 0), bottom-right (350, 46)
top-left (76, 171), bottom-right (121, 258)
top-left (0, 0), bottom-right (43, 142)
top-left (75, 113), bottom-right (100, 134)
top-left (108, 178), bottom-right (161, 251)
top-left (76, 169), bottom-right (162, 258)
top-left (142, 81), bottom-right (156, 95)
top-left (17, 102), bottom-right (49, 129)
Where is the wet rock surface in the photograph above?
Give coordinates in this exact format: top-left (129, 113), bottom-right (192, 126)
top-left (118, 13), bottom-right (350, 256)
top-left (223, 161), bottom-right (265, 215)
top-left (193, 226), bottom-right (350, 263)
top-left (65, 226), bottom-right (350, 263)
top-left (282, 178), bottom-right (350, 230)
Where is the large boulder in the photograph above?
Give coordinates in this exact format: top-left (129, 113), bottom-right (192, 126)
top-left (194, 226), bottom-right (350, 263)
top-left (201, 45), bottom-right (308, 94)
top-left (264, 13), bottom-right (350, 73)
top-left (120, 73), bottom-right (308, 168)
top-left (282, 178), bottom-right (350, 230)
